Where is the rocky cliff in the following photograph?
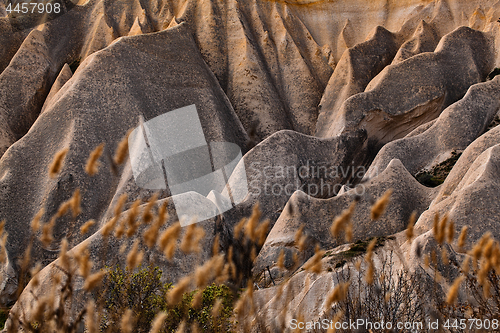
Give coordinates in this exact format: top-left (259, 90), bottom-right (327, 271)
top-left (1, 0), bottom-right (500, 330)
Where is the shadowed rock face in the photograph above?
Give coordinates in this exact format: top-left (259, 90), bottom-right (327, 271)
top-left (365, 76), bottom-right (500, 178)
top-left (252, 158), bottom-right (435, 279)
top-left (320, 26), bottom-right (494, 146)
top-left (1, 0), bottom-right (500, 326)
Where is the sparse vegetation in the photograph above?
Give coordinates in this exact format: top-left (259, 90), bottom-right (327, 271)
top-left (0, 308), bottom-right (8, 330)
top-left (3, 142), bottom-right (500, 333)
top-left (100, 264), bottom-right (234, 332)
top-left (416, 151), bottom-right (462, 187)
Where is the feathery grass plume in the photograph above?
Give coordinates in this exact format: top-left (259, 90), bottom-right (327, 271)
top-left (75, 244), bottom-right (92, 278)
top-left (250, 245), bottom-right (257, 261)
top-left (430, 249), bottom-right (437, 265)
top-left (446, 276), bottom-right (464, 305)
top-left (295, 225), bottom-right (307, 252)
top-left (371, 189), bottom-right (392, 220)
top-left (436, 214), bottom-right (448, 245)
top-left (245, 203), bottom-right (262, 242)
top-left (191, 290), bottom-right (203, 309)
top-left (49, 148), bottom-right (68, 178)
top-left (58, 238), bottom-right (70, 272)
top-left (56, 200), bottom-right (71, 218)
top-left (447, 220), bottom-right (455, 244)
top-left (180, 224), bottom-right (206, 253)
top-left (461, 255), bottom-right (471, 274)
top-left (80, 219), bottom-right (95, 235)
top-left (114, 193), bottom-right (129, 216)
top-left (493, 245), bottom-right (500, 272)
top-left (345, 222), bottom-right (353, 242)
top-left (195, 259), bottom-right (213, 288)
top-left (215, 263), bottom-right (230, 284)
top-left (365, 238), bottom-right (377, 262)
top-left (29, 263), bottom-right (42, 288)
top-left (441, 247), bottom-right (449, 265)
top-left (326, 311), bottom-right (344, 333)
top-left (149, 312), bottom-right (167, 333)
top-left (325, 282), bottom-right (350, 310)
top-left (234, 217), bottom-right (247, 239)
top-left (212, 234), bottom-right (220, 256)
top-left (69, 188), bottom-right (82, 218)
top-left (175, 321), bottom-right (186, 333)
top-left (41, 217), bottom-right (56, 246)
top-left (191, 323), bottom-right (200, 333)
top-left (143, 215), bottom-right (163, 248)
top-left (365, 261), bottom-right (375, 284)
top-left (31, 209), bottom-right (45, 232)
top-left (157, 200), bottom-right (168, 224)
top-left (471, 232), bottom-right (491, 262)
top-left (113, 129), bottom-right (132, 165)
top-left (159, 222), bottom-right (181, 259)
top-left (478, 260), bottom-right (491, 286)
top-left (458, 226), bottom-right (468, 250)
top-left (483, 238), bottom-right (495, 261)
top-left (255, 219), bottom-right (270, 246)
top-left (303, 245), bottom-right (325, 274)
top-left (277, 249), bottom-right (285, 270)
top-left (167, 276), bottom-right (191, 305)
top-left (115, 219), bottom-right (126, 239)
top-left (0, 233), bottom-right (6, 264)
top-left (211, 253), bottom-right (225, 277)
top-left (125, 199), bottom-right (141, 237)
top-left (102, 216), bottom-right (118, 238)
top-left (423, 254), bottom-right (430, 268)
top-left (120, 309), bottom-right (134, 333)
top-left (165, 241), bottom-right (176, 260)
top-left (227, 246), bottom-right (237, 280)
top-left (432, 212), bottom-right (440, 240)
top-left (355, 259), bottom-right (362, 271)
top-left (211, 298), bottom-right (223, 318)
top-left (85, 300), bottom-right (98, 333)
top-left (32, 295), bottom-right (48, 324)
top-left (364, 238), bottom-right (377, 284)
top-left (0, 229), bottom-right (5, 267)
top-left (483, 281), bottom-right (492, 299)
top-left (406, 211), bottom-right (417, 242)
top-left (142, 194), bottom-right (158, 224)
top-left (85, 143), bottom-right (105, 176)
top-left (84, 270), bottom-right (106, 291)
top-left (331, 201), bottom-right (356, 238)
top-left (126, 240), bottom-right (144, 270)
top-left (245, 280), bottom-right (255, 311)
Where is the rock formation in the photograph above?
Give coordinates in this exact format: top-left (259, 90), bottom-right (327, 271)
top-left (1, 0), bottom-right (500, 330)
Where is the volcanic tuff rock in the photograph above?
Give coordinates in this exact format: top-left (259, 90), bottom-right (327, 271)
top-left (1, 0), bottom-right (500, 328)
top-left (252, 158), bottom-right (435, 279)
top-left (365, 76), bottom-right (500, 178)
top-left (319, 26), bottom-right (494, 145)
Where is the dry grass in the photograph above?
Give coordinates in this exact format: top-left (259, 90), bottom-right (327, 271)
top-left (3, 143), bottom-right (500, 333)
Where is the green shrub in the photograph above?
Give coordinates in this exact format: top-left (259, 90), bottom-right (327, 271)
top-left (100, 264), bottom-right (235, 333)
top-left (0, 308), bottom-right (8, 330)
